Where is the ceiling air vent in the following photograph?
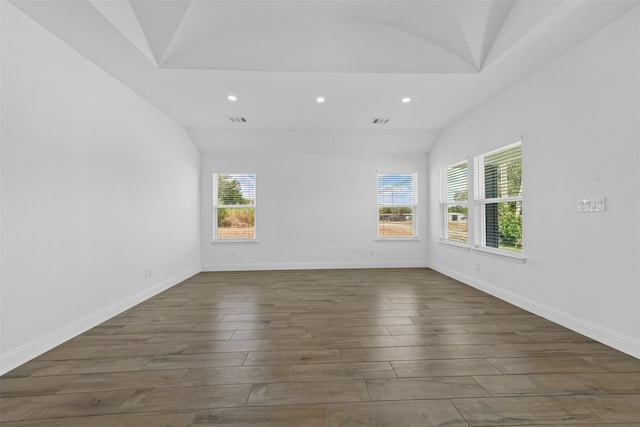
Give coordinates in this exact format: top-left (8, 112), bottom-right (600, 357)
top-left (228, 116), bottom-right (248, 123)
top-left (371, 117), bottom-right (391, 124)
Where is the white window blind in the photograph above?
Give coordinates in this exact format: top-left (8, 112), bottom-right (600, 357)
top-left (474, 141), bottom-right (523, 253)
top-left (441, 160), bottom-right (468, 243)
top-left (213, 173), bottom-right (256, 240)
top-left (377, 173), bottom-right (417, 238)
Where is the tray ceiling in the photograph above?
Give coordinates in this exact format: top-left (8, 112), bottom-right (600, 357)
top-left (7, 0), bottom-right (639, 152)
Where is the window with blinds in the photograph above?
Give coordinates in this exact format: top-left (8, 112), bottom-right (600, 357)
top-left (474, 141), bottom-right (523, 253)
top-left (213, 173), bottom-right (256, 240)
top-left (377, 173), bottom-right (417, 238)
top-left (441, 160), bottom-right (468, 243)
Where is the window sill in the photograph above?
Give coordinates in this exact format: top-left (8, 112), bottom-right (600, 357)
top-left (375, 237), bottom-right (420, 242)
top-left (439, 239), bottom-right (470, 251)
top-left (210, 239), bottom-right (258, 244)
top-left (472, 246), bottom-right (525, 263)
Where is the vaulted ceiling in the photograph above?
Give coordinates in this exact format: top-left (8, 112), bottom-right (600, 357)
top-left (8, 0), bottom-right (639, 152)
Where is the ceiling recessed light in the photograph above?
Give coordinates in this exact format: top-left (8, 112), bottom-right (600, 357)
top-left (227, 94), bottom-right (237, 102)
top-left (402, 97), bottom-right (411, 103)
top-left (316, 96), bottom-right (325, 104)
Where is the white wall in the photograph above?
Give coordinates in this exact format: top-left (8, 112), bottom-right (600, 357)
top-left (427, 7), bottom-right (640, 357)
top-left (200, 132), bottom-right (429, 271)
top-left (0, 3), bottom-right (201, 373)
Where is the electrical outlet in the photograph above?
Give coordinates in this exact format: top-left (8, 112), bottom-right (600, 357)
top-left (144, 267), bottom-right (154, 279)
top-left (474, 262), bottom-right (480, 271)
top-left (369, 249), bottom-right (374, 256)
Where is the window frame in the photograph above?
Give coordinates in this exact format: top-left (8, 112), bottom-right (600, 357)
top-left (440, 159), bottom-right (469, 246)
top-left (376, 172), bottom-right (419, 240)
top-left (473, 140), bottom-right (524, 259)
top-left (212, 173), bottom-right (257, 242)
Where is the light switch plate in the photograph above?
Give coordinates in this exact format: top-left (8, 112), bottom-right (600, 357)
top-left (577, 197), bottom-right (606, 213)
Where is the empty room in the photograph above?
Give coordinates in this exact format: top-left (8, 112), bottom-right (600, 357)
top-left (1, 0), bottom-right (639, 426)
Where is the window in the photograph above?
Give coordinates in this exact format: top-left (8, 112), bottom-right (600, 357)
top-left (213, 173), bottom-right (256, 240)
top-left (474, 141), bottom-right (523, 254)
top-left (441, 160), bottom-right (468, 243)
top-left (377, 173), bottom-right (417, 238)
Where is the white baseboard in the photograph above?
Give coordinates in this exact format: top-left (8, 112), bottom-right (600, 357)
top-left (0, 266), bottom-right (200, 375)
top-left (202, 260), bottom-right (430, 272)
top-left (428, 261), bottom-right (640, 359)
top-left (6, 261), bottom-right (633, 375)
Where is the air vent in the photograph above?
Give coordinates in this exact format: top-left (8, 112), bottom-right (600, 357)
top-left (228, 116), bottom-right (248, 123)
top-left (371, 117), bottom-right (391, 124)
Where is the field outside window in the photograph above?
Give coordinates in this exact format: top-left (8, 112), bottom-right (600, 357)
top-left (377, 173), bottom-right (417, 238)
top-left (442, 160), bottom-right (468, 244)
top-left (475, 141), bottom-right (523, 254)
top-left (214, 173), bottom-right (256, 240)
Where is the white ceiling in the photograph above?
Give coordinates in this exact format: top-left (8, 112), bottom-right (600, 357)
top-left (8, 0), bottom-right (639, 153)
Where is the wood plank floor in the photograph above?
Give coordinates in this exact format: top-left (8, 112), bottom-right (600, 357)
top-left (1, 268), bottom-right (639, 426)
